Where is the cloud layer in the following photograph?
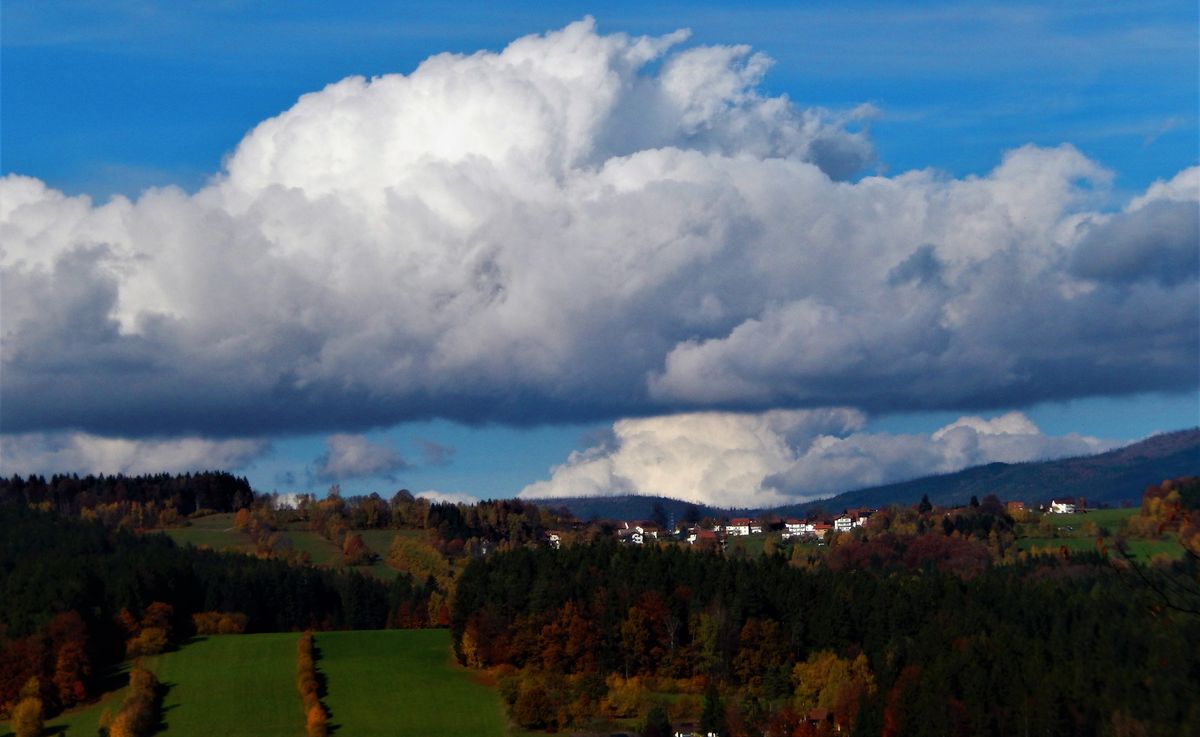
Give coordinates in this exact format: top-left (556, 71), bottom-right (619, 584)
top-left (1, 18), bottom-right (1196, 442)
top-left (0, 432), bottom-right (267, 477)
top-left (519, 410), bottom-right (1120, 508)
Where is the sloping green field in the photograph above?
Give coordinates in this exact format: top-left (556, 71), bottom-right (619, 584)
top-left (1, 633), bottom-right (302, 737)
top-left (3, 630), bottom-right (504, 737)
top-left (154, 633), bottom-right (304, 736)
top-left (318, 629), bottom-right (507, 737)
top-left (162, 513), bottom-right (255, 554)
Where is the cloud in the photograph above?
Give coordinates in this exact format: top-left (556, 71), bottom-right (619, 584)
top-left (1, 19), bottom-right (1196, 441)
top-left (520, 410), bottom-right (1121, 508)
top-left (414, 438), bottom-right (455, 467)
top-left (0, 432), bottom-right (268, 476)
top-left (312, 434), bottom-right (408, 483)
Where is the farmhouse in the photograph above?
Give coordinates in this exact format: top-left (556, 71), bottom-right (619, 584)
top-left (1048, 498), bottom-right (1077, 514)
top-left (725, 518), bottom-right (753, 536)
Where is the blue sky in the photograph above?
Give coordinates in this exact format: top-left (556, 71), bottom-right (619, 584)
top-left (2, 2), bottom-right (1197, 505)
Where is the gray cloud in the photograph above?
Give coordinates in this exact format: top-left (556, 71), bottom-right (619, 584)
top-left (312, 434), bottom-right (408, 483)
top-left (0, 432), bottom-right (268, 477)
top-left (0, 20), bottom-right (1196, 441)
top-left (1070, 199), bottom-right (1199, 286)
top-left (415, 438), bottom-right (455, 467)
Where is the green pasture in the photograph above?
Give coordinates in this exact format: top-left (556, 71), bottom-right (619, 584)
top-left (317, 629), bottom-right (507, 737)
top-left (1, 663), bottom-right (137, 737)
top-left (1015, 534), bottom-right (1184, 561)
top-left (155, 633), bottom-right (304, 737)
top-left (1014, 506), bottom-right (1185, 561)
top-left (1, 633), bottom-right (302, 737)
top-left (281, 529), bottom-right (341, 566)
top-left (162, 513), bottom-right (254, 554)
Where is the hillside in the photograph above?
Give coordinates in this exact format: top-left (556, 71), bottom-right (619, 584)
top-left (538, 428), bottom-right (1200, 520)
top-left (779, 427), bottom-right (1200, 515)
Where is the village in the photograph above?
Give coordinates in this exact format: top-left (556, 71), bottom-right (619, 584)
top-left (544, 496), bottom-right (1089, 551)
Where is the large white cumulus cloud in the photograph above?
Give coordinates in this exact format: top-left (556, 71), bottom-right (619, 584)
top-left (1, 18), bottom-right (1196, 441)
top-left (519, 410), bottom-right (1120, 507)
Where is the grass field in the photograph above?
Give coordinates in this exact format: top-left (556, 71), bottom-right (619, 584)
top-left (317, 629), bottom-right (507, 737)
top-left (282, 528), bottom-right (342, 566)
top-left (162, 513), bottom-right (255, 554)
top-left (0, 664), bottom-right (137, 737)
top-left (163, 517), bottom-right (403, 580)
top-left (1039, 507), bottom-right (1138, 530)
top-left (3, 631), bottom-right (506, 736)
top-left (1014, 535), bottom-right (1184, 560)
top-left (0, 633), bottom-right (303, 737)
top-left (154, 633), bottom-right (304, 737)
top-left (1013, 507), bottom-right (1185, 561)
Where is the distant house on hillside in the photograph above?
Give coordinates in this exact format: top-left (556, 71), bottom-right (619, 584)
top-left (1048, 498), bottom-right (1077, 514)
top-left (726, 518), bottom-right (753, 536)
top-left (636, 524), bottom-right (661, 542)
top-left (693, 528), bottom-right (719, 548)
top-left (834, 514), bottom-right (855, 532)
top-left (1006, 500), bottom-right (1026, 513)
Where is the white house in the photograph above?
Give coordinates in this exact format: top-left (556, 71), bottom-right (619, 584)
top-left (726, 518), bottom-right (753, 536)
top-left (834, 515), bottom-right (855, 532)
top-left (1048, 499), bottom-right (1077, 514)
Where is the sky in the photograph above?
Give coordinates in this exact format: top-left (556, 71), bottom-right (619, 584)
top-left (1, 1), bottom-right (1197, 508)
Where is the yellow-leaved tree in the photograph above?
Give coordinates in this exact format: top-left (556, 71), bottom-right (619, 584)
top-left (11, 678), bottom-right (44, 737)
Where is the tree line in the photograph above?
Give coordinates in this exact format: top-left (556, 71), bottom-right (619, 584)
top-left (0, 504), bottom-right (406, 717)
top-left (451, 533), bottom-right (1199, 735)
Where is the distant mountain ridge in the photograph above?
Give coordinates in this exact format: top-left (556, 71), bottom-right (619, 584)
top-left (534, 428), bottom-right (1200, 521)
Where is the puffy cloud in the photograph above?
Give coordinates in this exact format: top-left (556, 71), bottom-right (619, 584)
top-left (312, 434), bottom-right (408, 482)
top-left (1, 19), bottom-right (1196, 440)
top-left (0, 432), bottom-right (267, 476)
top-left (520, 410), bottom-right (1121, 507)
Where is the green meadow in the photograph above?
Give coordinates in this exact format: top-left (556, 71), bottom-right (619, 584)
top-left (162, 518), bottom-right (406, 580)
top-left (3, 630), bottom-right (507, 737)
top-left (153, 633), bottom-right (304, 737)
top-left (1014, 507), bottom-right (1185, 561)
top-left (162, 513), bottom-right (255, 554)
top-left (1, 633), bottom-right (302, 737)
top-left (318, 629), bottom-right (507, 737)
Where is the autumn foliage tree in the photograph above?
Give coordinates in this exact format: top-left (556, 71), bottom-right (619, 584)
top-left (10, 678), bottom-right (44, 737)
top-left (106, 664), bottom-right (160, 737)
top-left (123, 602), bottom-right (173, 657)
top-left (296, 632), bottom-right (327, 737)
top-left (191, 611), bottom-right (248, 635)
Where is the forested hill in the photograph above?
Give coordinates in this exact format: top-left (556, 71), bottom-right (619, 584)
top-left (778, 427), bottom-right (1200, 516)
top-left (538, 428), bottom-right (1200, 520)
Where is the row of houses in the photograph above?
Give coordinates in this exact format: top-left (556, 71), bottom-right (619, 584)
top-left (597, 509), bottom-right (879, 547)
top-left (1008, 497), bottom-right (1086, 515)
top-left (545, 495), bottom-right (1092, 551)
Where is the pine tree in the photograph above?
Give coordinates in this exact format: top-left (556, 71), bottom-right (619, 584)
top-left (701, 682), bottom-right (726, 736)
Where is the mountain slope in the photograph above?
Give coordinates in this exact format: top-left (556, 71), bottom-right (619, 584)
top-left (535, 428), bottom-right (1200, 520)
